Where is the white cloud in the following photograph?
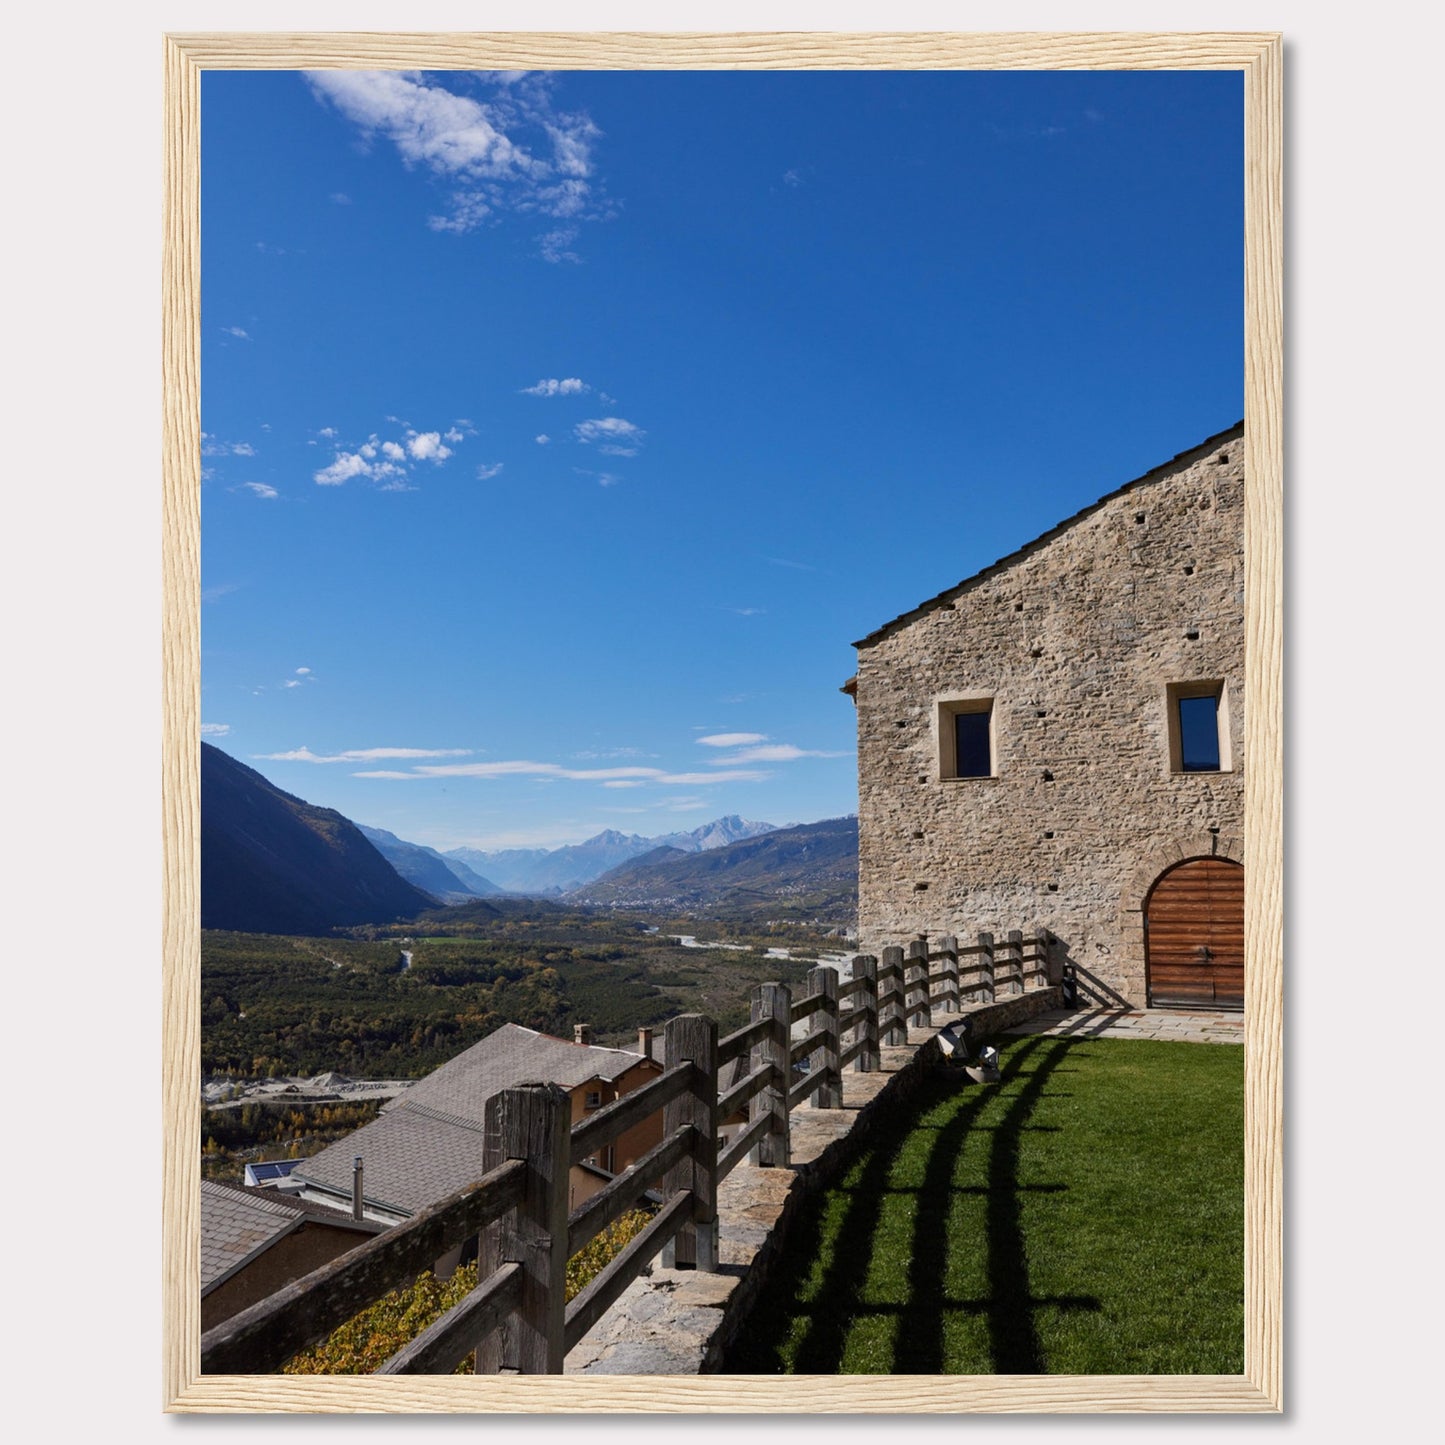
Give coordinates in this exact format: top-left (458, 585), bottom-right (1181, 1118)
top-left (283, 680), bottom-right (303, 689)
top-left (575, 417), bottom-right (644, 454)
top-left (202, 436), bottom-right (257, 458)
top-left (698, 732), bottom-right (767, 748)
top-left (602, 780), bottom-right (644, 789)
top-left (406, 431), bottom-right (452, 462)
top-left (241, 482), bottom-right (278, 499)
top-left (305, 71), bottom-right (610, 253)
top-left (475, 462), bottom-right (504, 480)
top-left (522, 377), bottom-right (589, 397)
top-left (330, 192), bottom-right (352, 205)
top-left (221, 326), bottom-right (251, 339)
top-left (295, 667), bottom-right (311, 675)
top-left (535, 434), bottom-right (551, 445)
top-left (712, 744), bottom-right (845, 764)
top-left (726, 606), bottom-right (765, 616)
top-left (201, 723), bottom-right (231, 737)
top-left (256, 746), bottom-right (475, 764)
top-left (313, 422), bottom-right (460, 487)
top-left (364, 758), bottom-right (768, 786)
top-left (314, 451), bottom-right (372, 485)
top-left (538, 226), bottom-right (581, 264)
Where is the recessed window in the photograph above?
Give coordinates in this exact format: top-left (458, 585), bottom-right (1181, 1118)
top-left (1166, 681), bottom-right (1231, 773)
top-left (583, 1090), bottom-right (603, 1110)
top-left (938, 696), bottom-right (995, 779)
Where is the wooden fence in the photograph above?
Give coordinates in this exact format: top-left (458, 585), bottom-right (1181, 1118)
top-left (199, 928), bottom-right (1055, 1377)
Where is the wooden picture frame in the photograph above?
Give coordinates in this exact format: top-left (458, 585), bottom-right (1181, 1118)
top-left (163, 30), bottom-right (1282, 1413)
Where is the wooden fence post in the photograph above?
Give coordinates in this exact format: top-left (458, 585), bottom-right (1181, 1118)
top-left (880, 945), bottom-right (907, 1044)
top-left (476, 1083), bottom-right (569, 1374)
top-left (977, 931), bottom-right (995, 1004)
top-left (852, 954), bottom-right (879, 1071)
top-left (661, 1014), bottom-right (719, 1272)
top-left (906, 937), bottom-right (932, 1030)
top-left (1004, 929), bottom-right (1024, 996)
top-left (749, 982), bottom-right (791, 1167)
top-left (805, 967), bottom-right (841, 1107)
top-left (938, 934), bottom-right (960, 1014)
top-left (1039, 927), bottom-right (1060, 986)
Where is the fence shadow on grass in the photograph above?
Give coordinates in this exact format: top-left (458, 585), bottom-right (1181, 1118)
top-left (725, 1036), bottom-right (1102, 1374)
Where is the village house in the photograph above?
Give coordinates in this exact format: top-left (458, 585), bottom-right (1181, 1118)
top-left (845, 423), bottom-right (1245, 1011)
top-left (200, 1180), bottom-right (384, 1332)
top-left (289, 1023), bottom-right (665, 1238)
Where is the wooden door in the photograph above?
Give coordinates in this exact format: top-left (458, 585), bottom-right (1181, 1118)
top-left (1144, 857), bottom-right (1244, 1009)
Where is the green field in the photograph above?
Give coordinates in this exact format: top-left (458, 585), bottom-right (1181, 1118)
top-left (726, 1034), bottom-right (1244, 1375)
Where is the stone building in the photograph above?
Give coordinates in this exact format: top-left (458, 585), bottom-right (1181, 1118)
top-left (845, 423), bottom-right (1245, 1010)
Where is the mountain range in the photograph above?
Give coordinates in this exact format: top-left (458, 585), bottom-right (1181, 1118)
top-left (357, 825), bottom-right (502, 903)
top-left (443, 815), bottom-right (779, 894)
top-left (565, 816), bottom-right (859, 920)
top-left (200, 742), bottom-right (439, 934)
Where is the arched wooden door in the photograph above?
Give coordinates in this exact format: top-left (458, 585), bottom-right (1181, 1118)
top-left (1144, 857), bottom-right (1244, 1009)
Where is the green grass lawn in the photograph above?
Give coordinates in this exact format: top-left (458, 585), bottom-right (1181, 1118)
top-left (725, 1033), bottom-right (1243, 1375)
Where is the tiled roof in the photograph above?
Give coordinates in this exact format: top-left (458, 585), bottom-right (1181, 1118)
top-left (853, 422), bottom-right (1245, 648)
top-left (200, 1181), bottom-right (308, 1293)
top-left (294, 1024), bottom-right (653, 1218)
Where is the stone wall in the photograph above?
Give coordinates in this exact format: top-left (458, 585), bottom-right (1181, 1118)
top-left (852, 427), bottom-right (1245, 1008)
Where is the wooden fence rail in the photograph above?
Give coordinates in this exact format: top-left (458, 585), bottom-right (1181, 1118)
top-left (202, 923), bottom-right (1055, 1376)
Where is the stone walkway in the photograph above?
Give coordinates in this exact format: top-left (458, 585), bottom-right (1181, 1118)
top-left (1001, 1005), bottom-right (1244, 1044)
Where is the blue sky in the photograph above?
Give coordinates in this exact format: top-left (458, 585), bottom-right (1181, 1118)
top-left (200, 67), bottom-right (1242, 852)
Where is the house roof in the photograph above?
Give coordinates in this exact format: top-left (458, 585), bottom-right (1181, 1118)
top-left (199, 1180), bottom-right (376, 1295)
top-left (292, 1024), bottom-right (656, 1218)
top-left (852, 422), bottom-right (1244, 650)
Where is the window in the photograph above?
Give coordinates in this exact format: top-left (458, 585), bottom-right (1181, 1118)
top-left (1166, 681), bottom-right (1231, 773)
top-left (938, 696), bottom-right (995, 779)
top-left (583, 1089), bottom-right (603, 1110)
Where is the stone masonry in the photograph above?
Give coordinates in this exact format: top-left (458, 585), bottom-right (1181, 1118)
top-left (850, 425), bottom-right (1245, 1008)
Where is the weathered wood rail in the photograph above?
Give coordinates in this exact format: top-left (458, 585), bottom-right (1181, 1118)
top-left (200, 924), bottom-right (1058, 1377)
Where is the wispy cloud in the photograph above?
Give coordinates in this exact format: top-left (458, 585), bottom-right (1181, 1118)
top-left (698, 732), bottom-right (844, 765)
top-left (330, 191), bottom-right (352, 205)
top-left (575, 417), bottom-right (645, 456)
top-left (256, 746), bottom-right (474, 764)
top-left (712, 744), bottom-right (845, 764)
top-left (725, 606), bottom-right (766, 617)
top-left (240, 482), bottom-right (278, 499)
top-left (353, 758), bottom-right (768, 786)
top-left (475, 462), bottom-right (504, 480)
top-left (202, 582), bottom-right (240, 603)
top-left (202, 433), bottom-right (256, 458)
top-left (221, 326), bottom-right (251, 340)
top-left (305, 71), bottom-right (613, 257)
top-left (535, 434), bottom-right (551, 446)
top-left (538, 226), bottom-right (581, 264)
top-left (201, 723), bottom-right (231, 737)
top-left (521, 377), bottom-right (589, 396)
top-left (762, 555), bottom-right (818, 572)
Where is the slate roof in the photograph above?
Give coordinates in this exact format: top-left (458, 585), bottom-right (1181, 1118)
top-left (199, 1181), bottom-right (325, 1294)
top-left (292, 1024), bottom-right (655, 1218)
top-left (852, 421), bottom-right (1245, 649)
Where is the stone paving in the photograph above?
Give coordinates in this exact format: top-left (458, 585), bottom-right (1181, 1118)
top-left (1001, 1005), bottom-right (1245, 1045)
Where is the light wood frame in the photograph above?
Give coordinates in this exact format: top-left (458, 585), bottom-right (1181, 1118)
top-left (163, 30), bottom-right (1282, 1413)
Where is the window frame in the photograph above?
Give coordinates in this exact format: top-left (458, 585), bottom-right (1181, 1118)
top-left (1165, 679), bottom-right (1233, 774)
top-left (936, 693), bottom-right (997, 781)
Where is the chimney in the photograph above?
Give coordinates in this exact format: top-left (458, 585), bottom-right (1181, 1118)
top-left (574, 1023), bottom-right (592, 1047)
top-left (352, 1156), bottom-right (364, 1221)
top-left (637, 1027), bottom-right (654, 1061)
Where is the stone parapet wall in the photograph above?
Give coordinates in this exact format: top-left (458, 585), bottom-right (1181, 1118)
top-left (853, 429), bottom-right (1245, 1008)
